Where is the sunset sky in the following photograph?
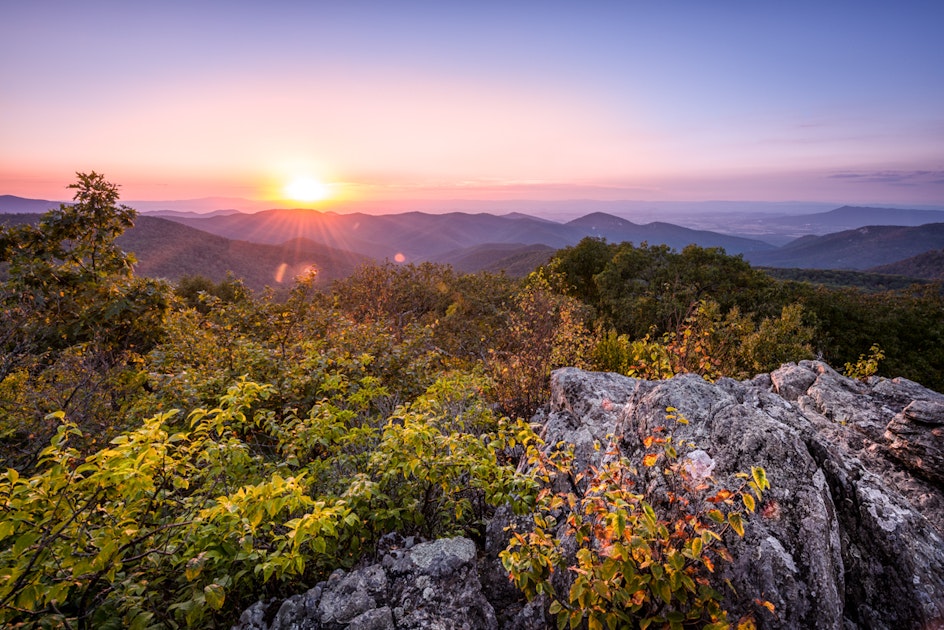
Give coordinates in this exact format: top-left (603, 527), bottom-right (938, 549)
top-left (3, 1), bottom-right (943, 208)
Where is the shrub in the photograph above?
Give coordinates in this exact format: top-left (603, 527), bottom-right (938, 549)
top-left (501, 410), bottom-right (772, 629)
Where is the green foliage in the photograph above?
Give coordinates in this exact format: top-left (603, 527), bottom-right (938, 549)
top-left (0, 370), bottom-right (535, 627)
top-left (0, 172), bottom-right (165, 359)
top-left (550, 241), bottom-right (774, 340)
top-left (2, 173), bottom-right (941, 628)
top-left (354, 373), bottom-right (540, 539)
top-left (737, 303), bottom-right (816, 375)
top-left (501, 413), bottom-right (773, 629)
top-left (175, 274), bottom-right (251, 313)
top-left (0, 380), bottom-right (344, 628)
top-left (486, 270), bottom-right (595, 418)
top-left (791, 283), bottom-right (944, 389)
top-left (548, 239), bottom-right (944, 388)
top-left (592, 301), bottom-right (814, 381)
top-left (547, 237), bottom-right (618, 307)
top-left (759, 267), bottom-right (935, 292)
top-left (844, 344), bottom-right (885, 380)
top-left (0, 173), bottom-right (171, 468)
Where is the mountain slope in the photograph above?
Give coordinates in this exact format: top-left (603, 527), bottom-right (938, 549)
top-left (766, 206), bottom-right (944, 233)
top-left (0, 195), bottom-right (62, 213)
top-left (117, 216), bottom-right (369, 290)
top-left (746, 223), bottom-right (944, 269)
top-left (168, 209), bottom-right (582, 260)
top-left (167, 209), bottom-right (774, 261)
top-left (430, 243), bottom-right (555, 276)
top-left (869, 249), bottom-right (944, 280)
top-left (567, 212), bottom-right (773, 253)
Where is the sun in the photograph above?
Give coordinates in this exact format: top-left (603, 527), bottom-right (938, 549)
top-left (283, 176), bottom-right (330, 203)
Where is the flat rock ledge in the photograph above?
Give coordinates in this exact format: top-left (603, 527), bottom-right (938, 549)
top-left (235, 361), bottom-right (944, 630)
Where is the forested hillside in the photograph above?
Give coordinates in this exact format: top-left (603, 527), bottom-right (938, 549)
top-left (1, 175), bottom-right (942, 628)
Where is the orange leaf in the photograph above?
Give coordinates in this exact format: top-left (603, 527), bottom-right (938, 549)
top-left (643, 453), bottom-right (659, 467)
top-left (754, 599), bottom-right (776, 614)
top-left (708, 489), bottom-right (733, 503)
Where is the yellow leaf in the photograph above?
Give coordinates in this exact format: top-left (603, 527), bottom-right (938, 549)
top-left (728, 512), bottom-right (745, 537)
top-left (736, 615), bottom-right (757, 630)
top-left (204, 583), bottom-right (225, 610)
top-left (643, 453), bottom-right (659, 467)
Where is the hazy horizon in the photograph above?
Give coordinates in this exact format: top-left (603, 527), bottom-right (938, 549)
top-left (3, 2), bottom-right (943, 207)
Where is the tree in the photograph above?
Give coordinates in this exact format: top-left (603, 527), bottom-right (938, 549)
top-left (0, 172), bottom-right (165, 360)
top-left (0, 173), bottom-right (169, 468)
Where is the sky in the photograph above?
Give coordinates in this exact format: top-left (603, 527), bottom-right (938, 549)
top-left (2, 0), bottom-right (944, 209)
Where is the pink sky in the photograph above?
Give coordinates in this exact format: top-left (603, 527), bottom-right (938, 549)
top-left (3, 2), bottom-right (943, 209)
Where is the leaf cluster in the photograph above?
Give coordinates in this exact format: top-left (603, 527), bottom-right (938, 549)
top-left (501, 412), bottom-right (774, 629)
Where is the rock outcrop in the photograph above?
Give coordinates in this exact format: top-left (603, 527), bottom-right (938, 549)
top-left (233, 535), bottom-right (496, 630)
top-left (509, 362), bottom-right (944, 629)
top-left (235, 361), bottom-right (944, 629)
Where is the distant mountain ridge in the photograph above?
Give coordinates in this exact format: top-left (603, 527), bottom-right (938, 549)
top-left (0, 213), bottom-right (368, 291)
top-left (119, 217), bottom-right (369, 290)
top-left (165, 208), bottom-right (775, 262)
top-left (746, 223), bottom-right (944, 269)
top-left (765, 205), bottom-right (944, 234)
top-left (0, 195), bottom-right (63, 214)
top-left (8, 194), bottom-right (944, 280)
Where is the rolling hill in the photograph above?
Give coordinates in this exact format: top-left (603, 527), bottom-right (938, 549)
top-left (762, 206), bottom-right (944, 235)
top-left (0, 195), bottom-right (62, 214)
top-left (12, 195), bottom-right (944, 282)
top-left (745, 223), bottom-right (944, 270)
top-left (869, 249), bottom-right (944, 281)
top-left (0, 214), bottom-right (370, 291)
top-left (429, 243), bottom-right (556, 276)
top-left (165, 208), bottom-right (775, 262)
top-left (118, 217), bottom-right (369, 291)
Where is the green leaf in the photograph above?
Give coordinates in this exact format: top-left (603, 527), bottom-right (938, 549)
top-left (752, 467), bottom-right (768, 492)
top-left (741, 492), bottom-right (756, 512)
top-left (204, 583), bottom-right (225, 610)
top-left (12, 531), bottom-right (39, 556)
top-left (728, 512), bottom-right (745, 537)
top-left (0, 519), bottom-right (15, 541)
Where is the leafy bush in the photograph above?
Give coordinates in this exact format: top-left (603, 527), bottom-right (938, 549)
top-left (843, 344), bottom-right (885, 380)
top-left (592, 301), bottom-right (814, 382)
top-left (501, 411), bottom-right (773, 630)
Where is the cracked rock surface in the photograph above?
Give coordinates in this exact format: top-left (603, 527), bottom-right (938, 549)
top-left (233, 536), bottom-right (495, 630)
top-left (510, 363), bottom-right (944, 629)
top-left (235, 362), bottom-right (944, 629)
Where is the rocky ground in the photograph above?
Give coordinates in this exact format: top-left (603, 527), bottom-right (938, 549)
top-left (234, 361), bottom-right (944, 629)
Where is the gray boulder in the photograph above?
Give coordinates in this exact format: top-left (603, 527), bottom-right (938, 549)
top-left (494, 363), bottom-right (943, 629)
top-left (233, 537), bottom-right (496, 630)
